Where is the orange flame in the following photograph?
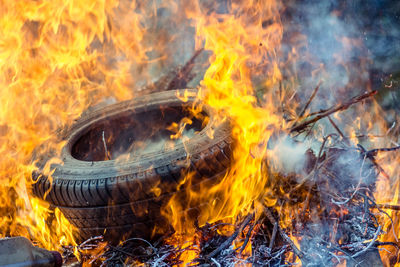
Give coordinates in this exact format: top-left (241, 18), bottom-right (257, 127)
top-left (161, 0), bottom-right (284, 263)
top-left (0, 0), bottom-right (181, 250)
top-left (1, 0), bottom-right (399, 266)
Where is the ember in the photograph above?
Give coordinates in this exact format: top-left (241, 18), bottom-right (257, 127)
top-left (0, 0), bottom-right (400, 266)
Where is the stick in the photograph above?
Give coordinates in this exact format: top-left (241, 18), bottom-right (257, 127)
top-left (239, 220), bottom-right (255, 255)
top-left (264, 207), bottom-right (304, 259)
top-left (328, 116), bottom-right (350, 145)
top-left (357, 144), bottom-right (390, 179)
top-left (358, 192), bottom-right (399, 242)
top-left (365, 145), bottom-right (400, 157)
top-left (351, 226), bottom-right (381, 258)
top-left (298, 82), bottom-right (322, 118)
top-left (210, 258), bottom-right (221, 267)
top-left (376, 203), bottom-right (400, 211)
top-left (269, 222), bottom-right (278, 249)
top-left (79, 235), bottom-right (103, 249)
top-left (289, 90), bottom-right (377, 133)
top-left (316, 237), bottom-right (358, 264)
top-left (207, 213), bottom-right (253, 258)
top-left (108, 246), bottom-right (136, 258)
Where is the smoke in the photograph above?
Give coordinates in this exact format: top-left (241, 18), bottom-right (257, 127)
top-left (114, 127), bottom-right (196, 161)
top-left (282, 0), bottom-right (369, 107)
top-left (267, 133), bottom-right (310, 175)
top-left (278, 0), bottom-right (400, 151)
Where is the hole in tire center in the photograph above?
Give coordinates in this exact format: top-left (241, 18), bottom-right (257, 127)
top-left (71, 105), bottom-right (208, 161)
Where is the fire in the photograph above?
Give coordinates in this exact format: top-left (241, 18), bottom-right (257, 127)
top-left (161, 0), bottom-right (284, 263)
top-left (374, 153), bottom-right (400, 266)
top-left (0, 0), bottom-right (171, 251)
top-left (162, 0), bottom-right (400, 265)
top-left (1, 0), bottom-right (399, 265)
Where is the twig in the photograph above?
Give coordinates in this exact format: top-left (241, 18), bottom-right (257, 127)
top-left (264, 207), bottom-right (304, 259)
top-left (207, 213), bottom-right (253, 258)
top-left (269, 222), bottom-right (278, 249)
top-left (239, 220), bottom-right (256, 255)
top-left (289, 90), bottom-right (377, 133)
top-left (351, 226), bottom-right (381, 258)
top-left (329, 250), bottom-right (342, 264)
top-left (303, 122), bottom-right (316, 139)
top-left (365, 145), bottom-right (400, 157)
top-left (386, 121), bottom-right (397, 135)
top-left (306, 134), bottom-right (335, 187)
top-left (328, 116), bottom-right (350, 145)
top-left (298, 82), bottom-right (322, 118)
top-left (98, 252), bottom-right (115, 267)
top-left (152, 252), bottom-right (171, 267)
top-left (79, 235), bottom-right (104, 249)
top-left (102, 131), bottom-right (110, 160)
top-left (210, 258), bottom-right (221, 267)
top-left (360, 191), bottom-right (399, 243)
top-left (300, 188), bottom-right (312, 218)
top-left (357, 144), bottom-right (390, 179)
top-left (316, 238), bottom-right (356, 263)
top-left (377, 203), bottom-right (400, 211)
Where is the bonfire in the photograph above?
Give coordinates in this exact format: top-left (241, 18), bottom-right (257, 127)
top-left (0, 0), bottom-right (399, 266)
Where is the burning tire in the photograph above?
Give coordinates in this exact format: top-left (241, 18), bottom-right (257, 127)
top-left (32, 89), bottom-right (233, 241)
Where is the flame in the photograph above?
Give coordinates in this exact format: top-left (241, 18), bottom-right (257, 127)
top-left (0, 0), bottom-right (181, 251)
top-left (1, 0), bottom-right (400, 265)
top-left (374, 152), bottom-right (400, 266)
top-left (161, 0), bottom-right (284, 263)
top-left (162, 0), bottom-right (400, 265)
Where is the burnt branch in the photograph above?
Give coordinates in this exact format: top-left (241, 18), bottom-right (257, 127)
top-left (365, 145), bottom-right (400, 157)
top-left (264, 207), bottom-right (305, 260)
top-left (298, 81), bottom-right (322, 118)
top-left (376, 203), bottom-right (400, 211)
top-left (290, 90), bottom-right (377, 133)
top-left (239, 219), bottom-right (256, 255)
top-left (328, 116), bottom-right (350, 145)
top-left (268, 221), bottom-right (278, 249)
top-left (358, 144), bottom-right (390, 179)
top-left (206, 213), bottom-right (253, 259)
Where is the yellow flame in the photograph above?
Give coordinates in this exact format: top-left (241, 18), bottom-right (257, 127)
top-left (0, 0), bottom-right (181, 250)
top-left (1, 0), bottom-right (399, 266)
top-left (161, 0), bottom-right (284, 263)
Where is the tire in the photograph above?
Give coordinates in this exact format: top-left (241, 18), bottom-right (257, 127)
top-left (32, 89), bottom-right (233, 241)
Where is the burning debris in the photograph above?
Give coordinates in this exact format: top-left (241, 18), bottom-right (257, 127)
top-left (62, 125), bottom-right (397, 266)
top-left (1, 0), bottom-right (400, 266)
top-left (58, 86), bottom-right (398, 266)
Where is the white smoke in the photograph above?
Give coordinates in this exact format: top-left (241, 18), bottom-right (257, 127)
top-left (268, 134), bottom-right (310, 175)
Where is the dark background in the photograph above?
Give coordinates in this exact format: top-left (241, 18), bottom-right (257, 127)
top-left (283, 0), bottom-right (400, 112)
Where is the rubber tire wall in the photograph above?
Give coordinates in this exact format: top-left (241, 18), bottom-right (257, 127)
top-left (32, 89), bottom-right (233, 241)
